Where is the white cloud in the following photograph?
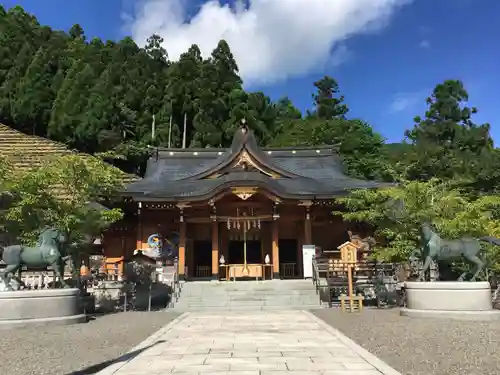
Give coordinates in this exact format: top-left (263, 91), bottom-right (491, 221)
top-left (389, 90), bottom-right (427, 113)
top-left (419, 39), bottom-right (430, 48)
top-left (123, 0), bottom-right (411, 86)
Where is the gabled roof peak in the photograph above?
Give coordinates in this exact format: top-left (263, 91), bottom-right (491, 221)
top-left (229, 118), bottom-right (257, 152)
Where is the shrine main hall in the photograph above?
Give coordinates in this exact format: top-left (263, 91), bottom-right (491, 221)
top-left (105, 123), bottom-right (385, 280)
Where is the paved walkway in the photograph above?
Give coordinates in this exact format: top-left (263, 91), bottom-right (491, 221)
top-left (98, 311), bottom-right (401, 375)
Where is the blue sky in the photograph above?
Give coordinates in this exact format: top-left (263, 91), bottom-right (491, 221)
top-left (3, 0), bottom-right (499, 144)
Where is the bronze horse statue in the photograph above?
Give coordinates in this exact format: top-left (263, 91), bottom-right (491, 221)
top-left (418, 223), bottom-right (500, 281)
top-left (0, 228), bottom-right (70, 290)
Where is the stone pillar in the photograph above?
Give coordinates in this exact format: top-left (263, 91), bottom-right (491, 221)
top-left (211, 221), bottom-right (219, 279)
top-left (272, 220), bottom-right (279, 279)
top-left (178, 214), bottom-right (186, 280)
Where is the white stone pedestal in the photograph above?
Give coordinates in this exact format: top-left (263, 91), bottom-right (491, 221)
top-left (400, 281), bottom-right (500, 321)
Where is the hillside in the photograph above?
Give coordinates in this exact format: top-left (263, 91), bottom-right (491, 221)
top-left (0, 5), bottom-right (391, 180)
top-left (0, 5), bottom-right (499, 191)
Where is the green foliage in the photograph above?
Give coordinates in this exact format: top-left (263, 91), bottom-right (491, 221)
top-left (401, 80), bottom-right (495, 187)
top-left (2, 6), bottom-right (500, 273)
top-left (0, 155), bottom-right (14, 222)
top-left (270, 117), bottom-right (391, 180)
top-left (335, 180), bottom-right (500, 264)
top-left (307, 76), bottom-right (349, 119)
top-left (1, 154), bottom-right (123, 244)
top-left (0, 7), bottom-right (386, 180)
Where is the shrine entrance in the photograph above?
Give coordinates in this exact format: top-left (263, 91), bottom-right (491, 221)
top-left (223, 210), bottom-right (265, 280)
top-left (279, 239), bottom-right (299, 278)
top-left (228, 240), bottom-right (262, 264)
top-left (192, 240), bottom-right (212, 278)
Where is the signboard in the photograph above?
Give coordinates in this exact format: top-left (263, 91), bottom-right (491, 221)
top-left (338, 241), bottom-right (358, 264)
top-left (302, 244), bottom-right (316, 279)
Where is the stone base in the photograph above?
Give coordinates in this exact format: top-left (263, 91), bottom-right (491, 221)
top-left (0, 288), bottom-right (86, 329)
top-left (94, 280), bottom-right (124, 312)
top-left (401, 281), bottom-right (499, 321)
top-left (400, 307), bottom-right (500, 321)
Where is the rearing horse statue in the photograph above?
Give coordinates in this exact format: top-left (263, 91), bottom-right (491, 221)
top-left (0, 228), bottom-right (70, 290)
top-left (418, 223), bottom-right (500, 281)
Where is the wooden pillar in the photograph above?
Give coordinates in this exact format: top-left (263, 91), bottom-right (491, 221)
top-left (178, 213), bottom-right (186, 280)
top-left (136, 202), bottom-right (143, 251)
top-left (221, 224), bottom-right (228, 261)
top-left (304, 206), bottom-right (312, 245)
top-left (272, 220), bottom-right (279, 278)
top-left (211, 221), bottom-right (219, 279)
top-left (296, 221), bottom-right (303, 278)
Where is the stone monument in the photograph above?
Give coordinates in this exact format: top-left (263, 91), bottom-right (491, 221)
top-left (0, 228), bottom-right (86, 328)
top-left (400, 223), bottom-right (500, 321)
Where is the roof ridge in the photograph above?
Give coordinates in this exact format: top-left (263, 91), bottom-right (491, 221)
top-left (155, 145), bottom-right (335, 152)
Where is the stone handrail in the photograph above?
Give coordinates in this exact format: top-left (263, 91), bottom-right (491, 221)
top-left (168, 260), bottom-right (180, 308)
top-left (311, 258), bottom-right (324, 295)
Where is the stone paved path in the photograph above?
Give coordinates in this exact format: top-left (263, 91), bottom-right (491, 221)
top-left (98, 310), bottom-right (400, 375)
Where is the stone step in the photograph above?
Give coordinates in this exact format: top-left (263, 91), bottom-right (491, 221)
top-left (175, 298), bottom-right (320, 306)
top-left (180, 288), bottom-right (317, 294)
top-left (174, 299), bottom-right (320, 307)
top-left (180, 280), bottom-right (314, 288)
top-left (174, 280), bottom-right (320, 312)
top-left (178, 295), bottom-right (319, 303)
top-left (180, 291), bottom-right (318, 297)
top-left (180, 289), bottom-right (317, 295)
top-left (170, 304), bottom-right (323, 312)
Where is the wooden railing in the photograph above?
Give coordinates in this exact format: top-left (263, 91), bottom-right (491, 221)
top-left (312, 257), bottom-right (401, 307)
top-left (195, 265), bottom-right (211, 278)
top-left (280, 263), bottom-right (296, 278)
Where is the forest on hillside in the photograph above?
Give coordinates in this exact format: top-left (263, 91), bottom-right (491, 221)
top-left (4, 5), bottom-right (500, 270)
top-left (1, 5), bottom-right (500, 187)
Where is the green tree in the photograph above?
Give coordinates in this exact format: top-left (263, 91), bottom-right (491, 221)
top-left (334, 180), bottom-right (500, 267)
top-left (166, 44), bottom-right (204, 147)
top-left (68, 24), bottom-right (85, 41)
top-left (269, 117), bottom-right (390, 180)
top-left (274, 97), bottom-right (302, 121)
top-left (0, 41), bottom-right (36, 122)
top-left (404, 80), bottom-right (493, 182)
top-left (2, 155), bottom-right (123, 244)
top-left (48, 38), bottom-right (107, 147)
top-left (0, 156), bottom-right (14, 231)
top-left (307, 76), bottom-right (348, 119)
top-left (11, 31), bottom-right (69, 135)
top-left (0, 6), bottom-right (41, 87)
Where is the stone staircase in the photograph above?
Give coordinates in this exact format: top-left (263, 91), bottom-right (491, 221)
top-left (171, 280), bottom-right (323, 312)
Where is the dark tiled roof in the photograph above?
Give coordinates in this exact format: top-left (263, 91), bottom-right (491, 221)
top-left (123, 126), bottom-right (388, 201)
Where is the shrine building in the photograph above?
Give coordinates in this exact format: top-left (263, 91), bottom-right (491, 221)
top-left (104, 122), bottom-right (386, 280)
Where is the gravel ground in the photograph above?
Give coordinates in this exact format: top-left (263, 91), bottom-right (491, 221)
top-left (0, 311), bottom-right (180, 375)
top-left (313, 308), bottom-right (500, 375)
